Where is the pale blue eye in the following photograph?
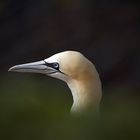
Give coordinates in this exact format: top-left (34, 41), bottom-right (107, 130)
top-left (53, 63), bottom-right (59, 69)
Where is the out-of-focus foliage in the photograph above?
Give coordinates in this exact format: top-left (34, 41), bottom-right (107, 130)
top-left (0, 73), bottom-right (140, 140)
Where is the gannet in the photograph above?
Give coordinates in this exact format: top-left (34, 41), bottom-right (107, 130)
top-left (9, 51), bottom-right (102, 114)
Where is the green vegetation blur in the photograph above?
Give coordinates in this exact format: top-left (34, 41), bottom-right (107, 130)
top-left (0, 72), bottom-right (139, 140)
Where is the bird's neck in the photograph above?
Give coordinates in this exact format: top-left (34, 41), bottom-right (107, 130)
top-left (67, 76), bottom-right (102, 114)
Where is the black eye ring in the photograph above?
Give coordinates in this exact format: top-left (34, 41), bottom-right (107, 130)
top-left (43, 61), bottom-right (59, 70)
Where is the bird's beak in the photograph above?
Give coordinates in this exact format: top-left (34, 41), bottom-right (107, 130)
top-left (8, 60), bottom-right (57, 75)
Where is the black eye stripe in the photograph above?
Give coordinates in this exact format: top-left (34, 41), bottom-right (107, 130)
top-left (43, 61), bottom-right (66, 75)
top-left (43, 61), bottom-right (59, 70)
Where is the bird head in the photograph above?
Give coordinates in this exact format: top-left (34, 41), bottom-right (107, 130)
top-left (9, 51), bottom-right (96, 83)
top-left (9, 51), bottom-right (102, 114)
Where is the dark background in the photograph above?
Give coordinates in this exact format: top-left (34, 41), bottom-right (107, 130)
top-left (0, 0), bottom-right (140, 140)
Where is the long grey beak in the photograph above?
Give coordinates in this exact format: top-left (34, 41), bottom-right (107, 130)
top-left (8, 60), bottom-right (57, 75)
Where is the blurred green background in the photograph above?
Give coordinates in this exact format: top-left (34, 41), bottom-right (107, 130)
top-left (0, 0), bottom-right (140, 140)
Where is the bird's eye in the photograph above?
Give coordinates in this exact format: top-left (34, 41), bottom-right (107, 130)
top-left (52, 63), bottom-right (59, 70)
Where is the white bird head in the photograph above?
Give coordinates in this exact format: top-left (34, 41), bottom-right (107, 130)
top-left (9, 51), bottom-right (102, 114)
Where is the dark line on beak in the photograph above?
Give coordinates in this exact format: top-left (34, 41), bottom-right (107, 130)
top-left (13, 67), bottom-right (47, 71)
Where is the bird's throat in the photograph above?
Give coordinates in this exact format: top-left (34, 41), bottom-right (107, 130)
top-left (67, 79), bottom-right (102, 114)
